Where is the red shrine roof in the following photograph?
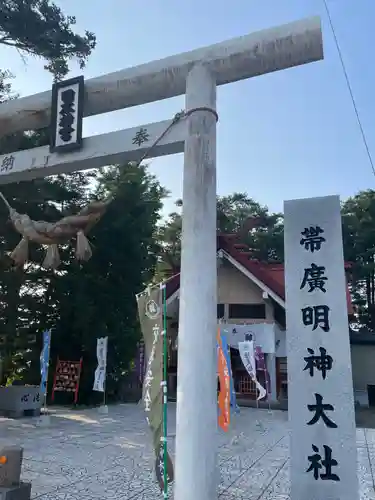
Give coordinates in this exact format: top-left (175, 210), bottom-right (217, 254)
top-left (165, 234), bottom-right (354, 315)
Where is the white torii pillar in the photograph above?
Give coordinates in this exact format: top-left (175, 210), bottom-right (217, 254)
top-left (175, 65), bottom-right (218, 499)
top-left (0, 16), bottom-right (324, 500)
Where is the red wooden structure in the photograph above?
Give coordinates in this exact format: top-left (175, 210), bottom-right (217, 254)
top-left (51, 357), bottom-right (83, 404)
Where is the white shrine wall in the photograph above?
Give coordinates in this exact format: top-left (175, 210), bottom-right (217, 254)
top-left (217, 262), bottom-right (274, 322)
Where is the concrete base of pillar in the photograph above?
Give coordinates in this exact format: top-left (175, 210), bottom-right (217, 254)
top-left (98, 405), bottom-right (108, 414)
top-left (37, 415), bottom-right (51, 426)
top-left (0, 482), bottom-right (31, 500)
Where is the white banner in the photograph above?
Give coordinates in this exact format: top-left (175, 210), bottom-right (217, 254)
top-left (238, 340), bottom-right (266, 400)
top-left (93, 337), bottom-right (108, 392)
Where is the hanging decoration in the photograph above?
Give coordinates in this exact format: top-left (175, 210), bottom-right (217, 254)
top-left (40, 330), bottom-right (51, 397)
top-left (217, 328), bottom-right (231, 432)
top-left (0, 192), bottom-right (111, 270)
top-left (93, 337), bottom-right (108, 393)
top-left (136, 282), bottom-right (174, 496)
top-left (255, 345), bottom-right (271, 395)
top-left (220, 331), bottom-right (238, 412)
top-left (238, 340), bottom-right (266, 401)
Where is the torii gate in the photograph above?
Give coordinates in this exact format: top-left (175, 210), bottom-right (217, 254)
top-left (0, 17), bottom-right (323, 500)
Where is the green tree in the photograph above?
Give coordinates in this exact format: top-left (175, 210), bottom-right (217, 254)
top-left (0, 0), bottom-right (96, 79)
top-left (341, 190), bottom-right (375, 330)
top-left (0, 2), bottom-right (97, 384)
top-left (157, 193), bottom-right (284, 279)
top-left (0, 69), bottom-right (13, 102)
top-left (217, 193), bottom-right (270, 233)
top-left (0, 171), bottom-right (95, 385)
top-left (216, 193), bottom-right (284, 262)
top-left (40, 163), bottom-right (168, 403)
top-left (155, 200), bottom-right (183, 280)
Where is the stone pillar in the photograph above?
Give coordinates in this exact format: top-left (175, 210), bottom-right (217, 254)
top-left (0, 446), bottom-right (31, 500)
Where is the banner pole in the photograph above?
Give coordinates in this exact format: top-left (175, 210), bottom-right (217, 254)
top-left (104, 338), bottom-right (108, 408)
top-left (264, 364), bottom-right (272, 414)
top-left (43, 330), bottom-right (51, 416)
top-left (162, 283), bottom-right (168, 499)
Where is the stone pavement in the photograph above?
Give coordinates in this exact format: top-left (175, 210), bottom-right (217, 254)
top-left (0, 404), bottom-right (374, 499)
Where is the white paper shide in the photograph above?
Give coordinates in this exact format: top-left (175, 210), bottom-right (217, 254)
top-left (93, 337), bottom-right (108, 393)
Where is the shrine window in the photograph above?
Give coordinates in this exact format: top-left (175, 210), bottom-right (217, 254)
top-left (228, 303), bottom-right (266, 319)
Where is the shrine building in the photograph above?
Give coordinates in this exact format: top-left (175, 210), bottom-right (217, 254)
top-left (163, 233), bottom-right (374, 408)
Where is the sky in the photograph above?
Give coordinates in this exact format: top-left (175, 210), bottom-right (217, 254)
top-left (1, 0), bottom-right (375, 216)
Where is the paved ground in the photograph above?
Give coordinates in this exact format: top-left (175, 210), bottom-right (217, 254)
top-left (0, 404), bottom-right (374, 499)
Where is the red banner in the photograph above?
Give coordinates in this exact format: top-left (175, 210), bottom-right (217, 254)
top-left (217, 329), bottom-right (230, 432)
top-left (51, 357), bottom-right (82, 404)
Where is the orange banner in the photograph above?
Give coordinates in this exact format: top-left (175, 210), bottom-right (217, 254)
top-left (217, 329), bottom-right (230, 432)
